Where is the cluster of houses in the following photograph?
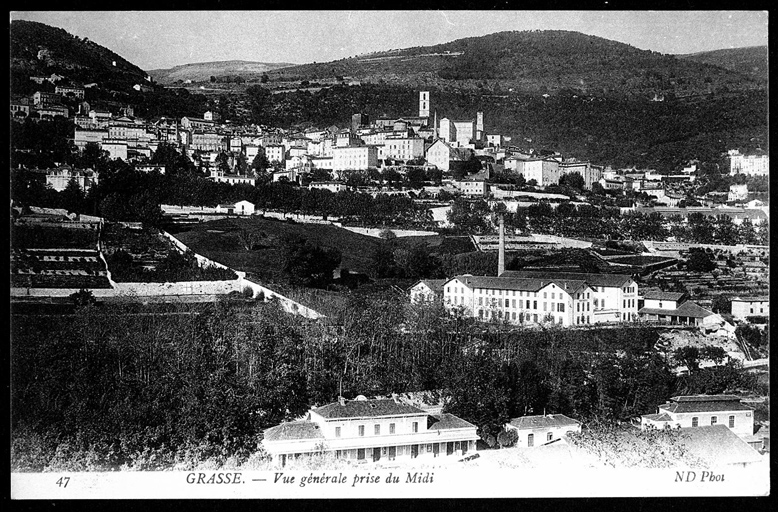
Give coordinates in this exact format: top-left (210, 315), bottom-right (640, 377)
top-left (261, 392), bottom-right (767, 468)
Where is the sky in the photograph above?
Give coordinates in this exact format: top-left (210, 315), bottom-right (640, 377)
top-left (10, 11), bottom-right (770, 71)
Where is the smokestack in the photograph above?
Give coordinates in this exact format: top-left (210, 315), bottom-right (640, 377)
top-left (338, 396), bottom-right (346, 406)
top-left (498, 215), bottom-right (505, 277)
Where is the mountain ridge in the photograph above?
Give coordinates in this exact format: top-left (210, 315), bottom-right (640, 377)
top-left (265, 30), bottom-right (763, 98)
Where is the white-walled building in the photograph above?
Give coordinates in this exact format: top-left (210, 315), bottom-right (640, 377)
top-left (426, 139), bottom-right (458, 172)
top-left (262, 396), bottom-right (478, 467)
top-left (442, 275), bottom-right (596, 326)
top-left (505, 414), bottom-right (582, 448)
top-left (519, 158), bottom-right (562, 187)
top-left (384, 136), bottom-right (425, 161)
top-left (729, 150), bottom-right (769, 176)
top-left (641, 395), bottom-right (754, 438)
top-left (265, 144), bottom-right (286, 164)
top-left (409, 279), bottom-right (447, 304)
top-left (452, 120), bottom-right (475, 146)
top-left (500, 271), bottom-right (639, 323)
top-left (101, 138), bottom-right (128, 161)
top-left (730, 296), bottom-right (769, 320)
top-left (333, 145), bottom-right (378, 171)
top-left (73, 128), bottom-right (109, 150)
top-left (439, 118), bottom-right (457, 145)
top-left (309, 181), bottom-right (347, 193)
top-left (45, 166), bottom-right (99, 193)
top-left (453, 179), bottom-right (488, 197)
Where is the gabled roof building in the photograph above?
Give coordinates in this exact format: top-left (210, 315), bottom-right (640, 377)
top-left (262, 396), bottom-right (478, 467)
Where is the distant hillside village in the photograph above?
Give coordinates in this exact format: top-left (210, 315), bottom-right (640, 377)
top-left (11, 86), bottom-right (769, 209)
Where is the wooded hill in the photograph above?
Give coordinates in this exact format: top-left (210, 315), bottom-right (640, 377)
top-left (678, 46), bottom-right (768, 83)
top-left (268, 30), bottom-right (764, 98)
top-left (10, 20), bottom-right (149, 93)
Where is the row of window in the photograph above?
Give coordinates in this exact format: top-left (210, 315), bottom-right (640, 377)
top-left (336, 441), bottom-right (471, 462)
top-left (337, 421), bottom-right (418, 438)
top-left (691, 415), bottom-right (735, 428)
top-left (477, 298), bottom-right (568, 312)
top-left (622, 299), bottom-right (636, 309)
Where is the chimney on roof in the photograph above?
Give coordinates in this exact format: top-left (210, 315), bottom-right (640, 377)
top-left (338, 396), bottom-right (346, 406)
top-left (391, 393), bottom-right (400, 404)
top-left (498, 215), bottom-right (505, 277)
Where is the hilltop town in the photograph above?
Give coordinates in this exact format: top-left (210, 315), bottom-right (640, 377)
top-left (10, 20), bottom-right (769, 475)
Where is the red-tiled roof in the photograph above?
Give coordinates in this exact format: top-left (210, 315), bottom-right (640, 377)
top-left (314, 399), bottom-right (426, 419)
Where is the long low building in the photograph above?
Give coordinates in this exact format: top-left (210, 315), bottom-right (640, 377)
top-left (442, 274), bottom-right (597, 326)
top-left (262, 396), bottom-right (478, 467)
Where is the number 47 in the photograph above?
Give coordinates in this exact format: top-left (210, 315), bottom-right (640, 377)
top-left (56, 477), bottom-right (70, 488)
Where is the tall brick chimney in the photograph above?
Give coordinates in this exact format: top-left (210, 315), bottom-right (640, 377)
top-left (498, 215), bottom-right (505, 277)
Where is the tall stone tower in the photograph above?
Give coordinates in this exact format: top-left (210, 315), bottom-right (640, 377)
top-left (476, 111), bottom-right (484, 141)
top-left (419, 91), bottom-right (430, 118)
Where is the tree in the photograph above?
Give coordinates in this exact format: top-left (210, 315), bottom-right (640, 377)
top-left (235, 152), bottom-right (249, 175)
top-left (559, 172), bottom-right (584, 190)
top-left (673, 346), bottom-right (700, 374)
top-left (711, 296), bottom-right (731, 315)
top-left (686, 248), bottom-right (716, 273)
top-left (216, 152), bottom-right (231, 174)
top-left (370, 243), bottom-right (396, 278)
top-left (70, 289), bottom-right (96, 308)
top-left (251, 147), bottom-right (271, 174)
top-left (281, 235), bottom-right (342, 288)
top-left (260, 74), bottom-right (269, 84)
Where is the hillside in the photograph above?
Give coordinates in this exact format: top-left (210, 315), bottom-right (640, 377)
top-left (268, 30), bottom-right (763, 98)
top-left (10, 20), bottom-right (149, 93)
top-left (677, 46), bottom-right (768, 83)
top-left (148, 60), bottom-right (297, 84)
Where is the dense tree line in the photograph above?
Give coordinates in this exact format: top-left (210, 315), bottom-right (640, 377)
top-left (12, 297), bottom-right (757, 470)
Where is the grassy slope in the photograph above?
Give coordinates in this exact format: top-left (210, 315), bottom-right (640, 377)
top-left (172, 217), bottom-right (386, 283)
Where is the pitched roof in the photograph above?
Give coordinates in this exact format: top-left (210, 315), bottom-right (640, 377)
top-left (428, 413), bottom-right (476, 431)
top-left (263, 421), bottom-right (324, 442)
top-left (412, 279), bottom-right (447, 293)
top-left (500, 270), bottom-right (632, 288)
top-left (642, 412), bottom-right (673, 422)
top-left (732, 296), bottom-right (770, 303)
top-left (508, 414), bottom-right (581, 430)
top-left (643, 290), bottom-right (686, 301)
top-left (659, 395), bottom-right (754, 414)
top-left (449, 275), bottom-right (589, 294)
top-left (639, 301), bottom-right (714, 319)
top-left (314, 398), bottom-right (426, 419)
top-left (674, 425), bottom-right (763, 465)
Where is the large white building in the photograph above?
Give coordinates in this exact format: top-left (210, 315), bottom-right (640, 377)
top-left (517, 158), bottom-right (562, 187)
top-left (641, 395), bottom-right (755, 438)
top-left (442, 274), bottom-right (597, 326)
top-left (500, 271), bottom-right (639, 323)
top-left (384, 136), bottom-right (425, 161)
top-left (333, 145), bottom-right (378, 171)
top-left (45, 166), bottom-right (99, 193)
top-left (262, 396), bottom-right (478, 467)
top-left (426, 139), bottom-right (458, 172)
top-left (729, 150), bottom-right (769, 176)
top-left (730, 296), bottom-right (769, 321)
top-left (452, 120), bottom-right (475, 146)
top-left (438, 118), bottom-right (457, 145)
